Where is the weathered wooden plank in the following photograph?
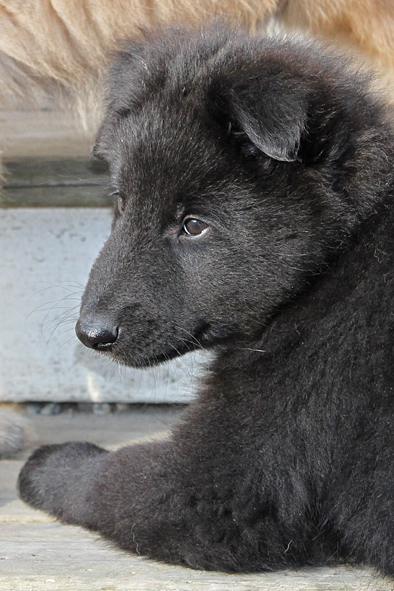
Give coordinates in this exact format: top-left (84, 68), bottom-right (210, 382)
top-left (0, 186), bottom-right (113, 208)
top-left (1, 158), bottom-right (112, 207)
top-left (0, 413), bottom-right (393, 591)
top-left (1, 522), bottom-right (392, 591)
top-left (0, 466), bottom-right (392, 589)
top-left (3, 158), bottom-right (109, 186)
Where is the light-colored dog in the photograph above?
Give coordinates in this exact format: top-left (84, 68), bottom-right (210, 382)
top-left (1, 0), bottom-right (393, 456)
top-left (1, 0), bottom-right (394, 121)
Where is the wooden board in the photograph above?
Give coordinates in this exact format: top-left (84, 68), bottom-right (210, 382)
top-left (1, 158), bottom-right (111, 208)
top-left (0, 411), bottom-right (392, 591)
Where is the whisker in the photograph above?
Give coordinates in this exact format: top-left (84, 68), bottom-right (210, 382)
top-left (239, 348), bottom-right (266, 353)
top-left (174, 325), bottom-right (203, 349)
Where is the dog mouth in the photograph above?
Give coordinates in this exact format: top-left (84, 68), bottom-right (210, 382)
top-left (115, 322), bottom-right (245, 368)
top-left (107, 339), bottom-right (198, 369)
top-left (90, 322), bottom-right (213, 369)
top-left (76, 314), bottom-right (239, 368)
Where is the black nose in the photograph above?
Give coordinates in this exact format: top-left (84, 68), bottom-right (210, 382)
top-left (75, 317), bottom-right (119, 351)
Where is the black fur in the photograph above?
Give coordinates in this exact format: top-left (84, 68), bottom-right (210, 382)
top-left (19, 25), bottom-right (394, 574)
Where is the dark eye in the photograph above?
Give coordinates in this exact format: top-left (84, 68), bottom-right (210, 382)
top-left (182, 218), bottom-right (209, 237)
top-left (111, 190), bottom-right (126, 214)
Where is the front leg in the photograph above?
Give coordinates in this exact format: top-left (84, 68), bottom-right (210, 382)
top-left (18, 431), bottom-right (315, 572)
top-left (19, 439), bottom-right (246, 570)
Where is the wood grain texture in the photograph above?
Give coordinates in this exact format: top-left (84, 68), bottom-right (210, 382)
top-left (0, 411), bottom-right (392, 591)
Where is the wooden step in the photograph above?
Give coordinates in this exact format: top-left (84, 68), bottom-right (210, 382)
top-left (1, 158), bottom-right (112, 208)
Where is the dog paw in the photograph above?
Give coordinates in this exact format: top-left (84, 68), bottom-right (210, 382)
top-left (18, 442), bottom-right (107, 524)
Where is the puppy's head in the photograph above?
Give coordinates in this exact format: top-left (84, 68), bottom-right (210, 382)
top-left (76, 24), bottom-right (392, 367)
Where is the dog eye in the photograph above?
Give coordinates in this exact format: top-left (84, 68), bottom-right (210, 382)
top-left (182, 218), bottom-right (208, 237)
top-left (110, 190), bottom-right (126, 214)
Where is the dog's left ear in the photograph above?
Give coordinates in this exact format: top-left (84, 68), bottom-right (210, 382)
top-left (211, 74), bottom-right (308, 162)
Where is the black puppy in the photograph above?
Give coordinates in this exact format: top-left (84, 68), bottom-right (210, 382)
top-left (19, 25), bottom-right (394, 574)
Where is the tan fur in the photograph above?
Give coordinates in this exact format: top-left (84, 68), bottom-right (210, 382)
top-left (1, 1), bottom-right (394, 116)
top-left (0, 0), bottom-right (277, 128)
top-left (281, 0), bottom-right (394, 89)
top-left (1, 0), bottom-right (394, 128)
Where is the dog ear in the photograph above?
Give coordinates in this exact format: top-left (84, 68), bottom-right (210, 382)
top-left (92, 40), bottom-right (149, 161)
top-left (211, 74), bottom-right (309, 162)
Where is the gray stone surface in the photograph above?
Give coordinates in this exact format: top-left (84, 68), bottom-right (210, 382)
top-left (0, 207), bottom-right (204, 403)
top-left (0, 409), bottom-right (393, 591)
